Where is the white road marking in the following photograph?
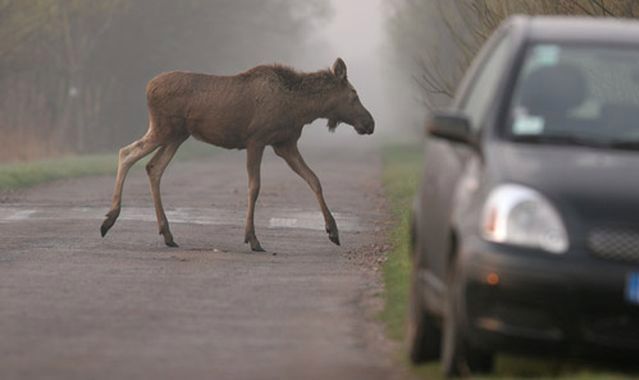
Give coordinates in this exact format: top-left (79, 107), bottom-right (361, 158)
top-left (7, 210), bottom-right (37, 220)
top-left (0, 206), bottom-right (363, 232)
top-left (269, 217), bottom-right (298, 228)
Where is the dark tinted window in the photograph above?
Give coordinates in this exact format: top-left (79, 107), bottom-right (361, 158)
top-left (509, 44), bottom-right (639, 145)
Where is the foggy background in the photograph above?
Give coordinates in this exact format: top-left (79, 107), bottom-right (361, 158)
top-left (2, 0), bottom-right (638, 163)
top-left (0, 0), bottom-right (415, 163)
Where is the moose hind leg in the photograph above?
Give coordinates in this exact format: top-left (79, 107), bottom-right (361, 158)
top-left (146, 138), bottom-right (186, 247)
top-left (101, 133), bottom-right (160, 237)
top-left (244, 144), bottom-right (265, 252)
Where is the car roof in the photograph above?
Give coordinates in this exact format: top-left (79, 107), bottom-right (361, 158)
top-left (507, 15), bottom-right (639, 44)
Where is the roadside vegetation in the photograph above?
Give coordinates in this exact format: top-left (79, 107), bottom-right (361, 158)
top-left (0, 154), bottom-right (116, 191)
top-left (0, 140), bottom-right (216, 191)
top-left (380, 144), bottom-right (422, 341)
top-left (380, 143), bottom-right (634, 380)
top-left (387, 1), bottom-right (639, 110)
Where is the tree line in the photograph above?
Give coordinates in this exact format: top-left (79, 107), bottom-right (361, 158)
top-left (387, 0), bottom-right (639, 111)
top-left (0, 0), bottom-right (329, 161)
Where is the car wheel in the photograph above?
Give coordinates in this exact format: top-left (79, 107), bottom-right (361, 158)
top-left (441, 259), bottom-right (494, 377)
top-left (407, 262), bottom-right (441, 363)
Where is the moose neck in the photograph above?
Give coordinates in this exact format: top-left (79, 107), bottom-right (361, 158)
top-left (291, 90), bottom-right (342, 129)
top-left (294, 93), bottom-right (335, 125)
top-left (277, 69), bottom-right (339, 126)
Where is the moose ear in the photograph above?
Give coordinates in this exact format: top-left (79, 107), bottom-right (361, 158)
top-left (332, 57), bottom-right (347, 80)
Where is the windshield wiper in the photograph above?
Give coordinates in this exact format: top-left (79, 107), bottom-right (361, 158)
top-left (511, 134), bottom-right (609, 148)
top-left (512, 135), bottom-right (639, 151)
top-left (608, 140), bottom-right (639, 151)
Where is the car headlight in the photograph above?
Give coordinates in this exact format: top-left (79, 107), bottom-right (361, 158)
top-left (481, 184), bottom-right (568, 254)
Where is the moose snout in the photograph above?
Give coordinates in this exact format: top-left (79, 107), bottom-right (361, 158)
top-left (365, 120), bottom-right (375, 134)
top-left (362, 114), bottom-right (375, 135)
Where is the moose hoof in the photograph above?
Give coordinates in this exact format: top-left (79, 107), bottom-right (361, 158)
top-left (165, 240), bottom-right (179, 248)
top-left (250, 240), bottom-right (265, 252)
top-left (100, 222), bottom-right (111, 237)
top-left (100, 209), bottom-right (120, 237)
top-left (161, 230), bottom-right (179, 248)
top-left (326, 222), bottom-right (341, 246)
top-left (245, 233), bottom-right (265, 252)
top-left (328, 230), bottom-right (341, 246)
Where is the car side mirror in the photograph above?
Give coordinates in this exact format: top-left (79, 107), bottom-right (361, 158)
top-left (426, 111), bottom-right (474, 146)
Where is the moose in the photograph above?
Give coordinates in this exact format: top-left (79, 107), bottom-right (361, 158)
top-left (100, 58), bottom-right (375, 251)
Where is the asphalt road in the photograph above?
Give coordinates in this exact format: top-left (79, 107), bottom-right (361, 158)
top-left (0, 143), bottom-right (400, 380)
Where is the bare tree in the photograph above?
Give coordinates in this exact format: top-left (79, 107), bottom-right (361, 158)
top-left (387, 0), bottom-right (639, 109)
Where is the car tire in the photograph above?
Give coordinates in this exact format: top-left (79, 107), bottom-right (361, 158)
top-left (441, 259), bottom-right (494, 377)
top-left (407, 263), bottom-right (441, 364)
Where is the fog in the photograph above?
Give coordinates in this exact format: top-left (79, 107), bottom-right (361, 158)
top-left (0, 1), bottom-right (424, 163)
top-left (298, 0), bottom-right (423, 145)
top-left (303, 0), bottom-right (386, 143)
top-left (7, 1), bottom-right (630, 163)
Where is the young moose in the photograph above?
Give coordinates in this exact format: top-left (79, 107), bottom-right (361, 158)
top-left (100, 58), bottom-right (374, 251)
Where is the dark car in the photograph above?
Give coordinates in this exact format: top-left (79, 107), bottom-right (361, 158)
top-left (408, 16), bottom-right (639, 377)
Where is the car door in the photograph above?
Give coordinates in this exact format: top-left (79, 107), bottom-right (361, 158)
top-left (418, 28), bottom-right (516, 306)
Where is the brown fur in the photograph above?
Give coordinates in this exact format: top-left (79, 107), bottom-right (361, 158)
top-left (100, 58), bottom-right (374, 251)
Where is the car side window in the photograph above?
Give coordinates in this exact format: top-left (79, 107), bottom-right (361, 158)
top-left (461, 34), bottom-right (513, 130)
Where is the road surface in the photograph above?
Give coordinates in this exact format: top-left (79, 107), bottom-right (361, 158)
top-left (0, 143), bottom-right (401, 380)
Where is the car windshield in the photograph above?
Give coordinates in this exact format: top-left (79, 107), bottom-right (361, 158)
top-left (507, 43), bottom-right (639, 150)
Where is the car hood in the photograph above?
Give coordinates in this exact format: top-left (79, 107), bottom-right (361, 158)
top-left (488, 142), bottom-right (639, 226)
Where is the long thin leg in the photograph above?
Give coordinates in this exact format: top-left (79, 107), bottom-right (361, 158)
top-left (146, 137), bottom-right (186, 247)
top-left (101, 131), bottom-right (160, 237)
top-left (244, 144), bottom-right (265, 251)
top-left (273, 141), bottom-right (340, 246)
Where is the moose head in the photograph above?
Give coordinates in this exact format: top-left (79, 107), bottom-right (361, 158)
top-left (326, 58), bottom-right (375, 135)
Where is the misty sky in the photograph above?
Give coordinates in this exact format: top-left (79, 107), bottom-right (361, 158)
top-left (299, 0), bottom-right (411, 143)
top-left (325, 0), bottom-right (384, 59)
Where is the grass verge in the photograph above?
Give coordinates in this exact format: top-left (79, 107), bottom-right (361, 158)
top-left (380, 144), bottom-right (422, 341)
top-left (379, 143), bottom-right (634, 379)
top-left (0, 140), bottom-right (216, 191)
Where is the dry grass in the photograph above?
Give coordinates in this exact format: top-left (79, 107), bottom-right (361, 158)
top-left (0, 128), bottom-right (68, 163)
top-left (0, 139), bottom-right (216, 191)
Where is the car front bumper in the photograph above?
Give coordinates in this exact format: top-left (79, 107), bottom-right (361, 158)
top-left (460, 236), bottom-right (639, 357)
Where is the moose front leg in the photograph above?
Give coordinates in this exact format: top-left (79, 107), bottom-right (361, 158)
top-left (244, 144), bottom-right (266, 251)
top-left (273, 142), bottom-right (340, 246)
